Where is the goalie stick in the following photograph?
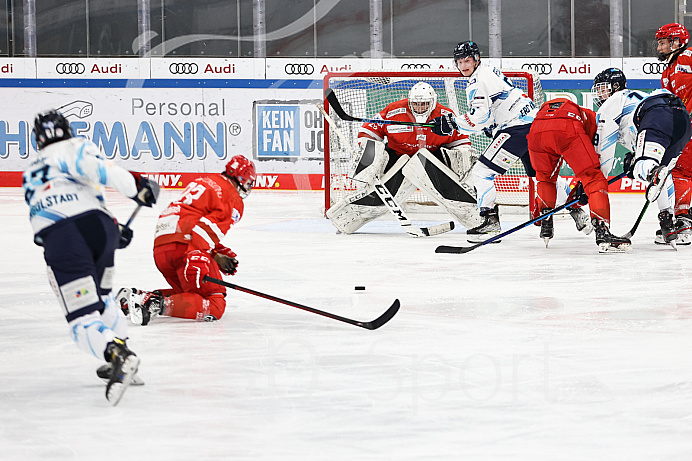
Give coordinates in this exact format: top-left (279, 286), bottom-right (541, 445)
top-left (203, 276), bottom-right (400, 330)
top-left (316, 102), bottom-right (454, 237)
top-left (436, 173), bottom-right (626, 254)
top-left (325, 88), bottom-right (436, 128)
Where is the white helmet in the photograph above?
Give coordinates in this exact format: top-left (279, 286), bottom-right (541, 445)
top-left (408, 82), bottom-right (437, 123)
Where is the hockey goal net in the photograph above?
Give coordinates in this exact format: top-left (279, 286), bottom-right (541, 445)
top-left (323, 70), bottom-right (544, 214)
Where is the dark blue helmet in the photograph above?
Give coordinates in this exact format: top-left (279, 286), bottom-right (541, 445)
top-left (591, 68), bottom-right (627, 107)
top-left (453, 41), bottom-right (481, 63)
top-left (34, 110), bottom-right (73, 149)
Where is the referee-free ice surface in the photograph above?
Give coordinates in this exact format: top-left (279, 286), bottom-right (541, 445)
top-left (1, 188), bottom-right (691, 460)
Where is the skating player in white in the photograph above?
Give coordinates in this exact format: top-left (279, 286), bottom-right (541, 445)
top-left (592, 67), bottom-right (692, 247)
top-left (22, 109), bottom-right (158, 405)
top-left (431, 41), bottom-right (591, 243)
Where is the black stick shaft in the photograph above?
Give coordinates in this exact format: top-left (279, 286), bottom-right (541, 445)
top-left (325, 88), bottom-right (435, 128)
top-left (436, 172), bottom-right (627, 254)
top-left (203, 276), bottom-right (400, 330)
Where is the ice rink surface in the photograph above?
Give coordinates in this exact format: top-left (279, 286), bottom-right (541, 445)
top-left (2, 187), bottom-right (692, 460)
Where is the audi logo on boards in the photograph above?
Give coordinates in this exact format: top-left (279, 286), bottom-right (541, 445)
top-left (284, 63), bottom-right (314, 75)
top-left (56, 63), bottom-right (86, 74)
top-left (521, 63), bottom-right (552, 75)
top-left (401, 63), bottom-right (431, 70)
top-left (642, 62), bottom-right (667, 74)
top-left (169, 63), bottom-right (199, 74)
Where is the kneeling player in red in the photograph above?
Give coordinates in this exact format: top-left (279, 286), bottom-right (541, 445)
top-left (117, 155), bottom-right (256, 323)
top-left (527, 98), bottom-right (631, 253)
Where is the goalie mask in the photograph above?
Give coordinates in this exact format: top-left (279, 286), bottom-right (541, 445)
top-left (34, 110), bottom-right (73, 149)
top-left (408, 82), bottom-right (437, 123)
top-left (591, 68), bottom-right (627, 108)
top-left (655, 23), bottom-right (689, 61)
top-left (224, 155), bottom-right (257, 198)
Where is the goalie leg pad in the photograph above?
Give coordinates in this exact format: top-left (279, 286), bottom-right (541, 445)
top-left (327, 155), bottom-right (411, 234)
top-left (472, 161), bottom-right (498, 211)
top-left (326, 198), bottom-right (388, 234)
top-left (350, 138), bottom-right (389, 185)
top-left (440, 144), bottom-right (478, 182)
top-left (402, 149), bottom-right (480, 229)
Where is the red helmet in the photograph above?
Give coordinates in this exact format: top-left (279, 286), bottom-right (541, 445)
top-left (224, 155), bottom-right (256, 198)
top-left (655, 23), bottom-right (689, 47)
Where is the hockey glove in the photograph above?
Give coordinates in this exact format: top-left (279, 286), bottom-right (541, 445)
top-left (212, 245), bottom-right (239, 276)
top-left (130, 172), bottom-right (159, 207)
top-left (567, 181), bottom-right (588, 206)
top-left (431, 114), bottom-right (458, 136)
top-left (623, 151), bottom-right (635, 179)
top-left (184, 249), bottom-right (211, 289)
top-left (118, 224), bottom-right (133, 249)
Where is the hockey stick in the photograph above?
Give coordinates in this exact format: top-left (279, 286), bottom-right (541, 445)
top-left (203, 276), bottom-right (400, 330)
top-left (623, 166), bottom-right (674, 239)
top-left (622, 201), bottom-right (649, 239)
top-left (436, 172), bottom-right (627, 254)
top-left (316, 102), bottom-right (454, 237)
top-left (325, 88), bottom-right (435, 128)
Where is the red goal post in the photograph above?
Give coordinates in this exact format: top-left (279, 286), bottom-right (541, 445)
top-left (322, 69), bottom-right (544, 215)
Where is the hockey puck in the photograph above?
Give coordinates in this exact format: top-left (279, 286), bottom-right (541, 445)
top-left (354, 286), bottom-right (366, 291)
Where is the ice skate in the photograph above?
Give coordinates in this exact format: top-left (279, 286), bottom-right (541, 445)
top-left (104, 338), bottom-right (140, 406)
top-left (97, 363), bottom-right (144, 386)
top-left (654, 210), bottom-right (678, 249)
top-left (593, 218), bottom-right (631, 253)
top-left (539, 209), bottom-right (554, 247)
top-left (466, 205), bottom-right (501, 243)
top-left (645, 164), bottom-right (672, 202)
top-left (116, 287), bottom-right (164, 326)
top-left (674, 214), bottom-right (692, 245)
top-left (569, 207), bottom-right (593, 235)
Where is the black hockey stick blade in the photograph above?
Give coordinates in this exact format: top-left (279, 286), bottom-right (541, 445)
top-left (436, 173), bottom-right (627, 254)
top-left (203, 276), bottom-right (400, 330)
top-left (324, 88), bottom-right (435, 128)
top-left (435, 243), bottom-right (481, 254)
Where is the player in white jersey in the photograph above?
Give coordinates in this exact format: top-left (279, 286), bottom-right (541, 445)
top-left (432, 41), bottom-right (590, 243)
top-left (592, 68), bottom-right (692, 246)
top-left (22, 109), bottom-right (158, 405)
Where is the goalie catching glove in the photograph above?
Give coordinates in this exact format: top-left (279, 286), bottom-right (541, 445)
top-left (184, 249), bottom-right (211, 289)
top-left (431, 114), bottom-right (459, 136)
top-left (130, 171), bottom-right (159, 207)
top-left (212, 245), bottom-right (239, 275)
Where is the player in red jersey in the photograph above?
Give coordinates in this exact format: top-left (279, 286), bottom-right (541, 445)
top-left (656, 22), bottom-right (692, 243)
top-left (326, 81), bottom-right (480, 233)
top-left (116, 155), bottom-right (256, 323)
top-left (527, 98), bottom-right (631, 253)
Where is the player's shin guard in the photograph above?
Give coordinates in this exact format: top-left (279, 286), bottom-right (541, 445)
top-left (327, 155), bottom-right (414, 234)
top-left (69, 311), bottom-right (117, 360)
top-left (100, 293), bottom-right (129, 339)
top-left (402, 148), bottom-right (480, 229)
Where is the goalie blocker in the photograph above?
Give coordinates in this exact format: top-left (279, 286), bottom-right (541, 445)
top-left (326, 139), bottom-right (480, 233)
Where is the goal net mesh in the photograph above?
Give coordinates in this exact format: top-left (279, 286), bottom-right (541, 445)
top-left (323, 70), bottom-right (544, 213)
